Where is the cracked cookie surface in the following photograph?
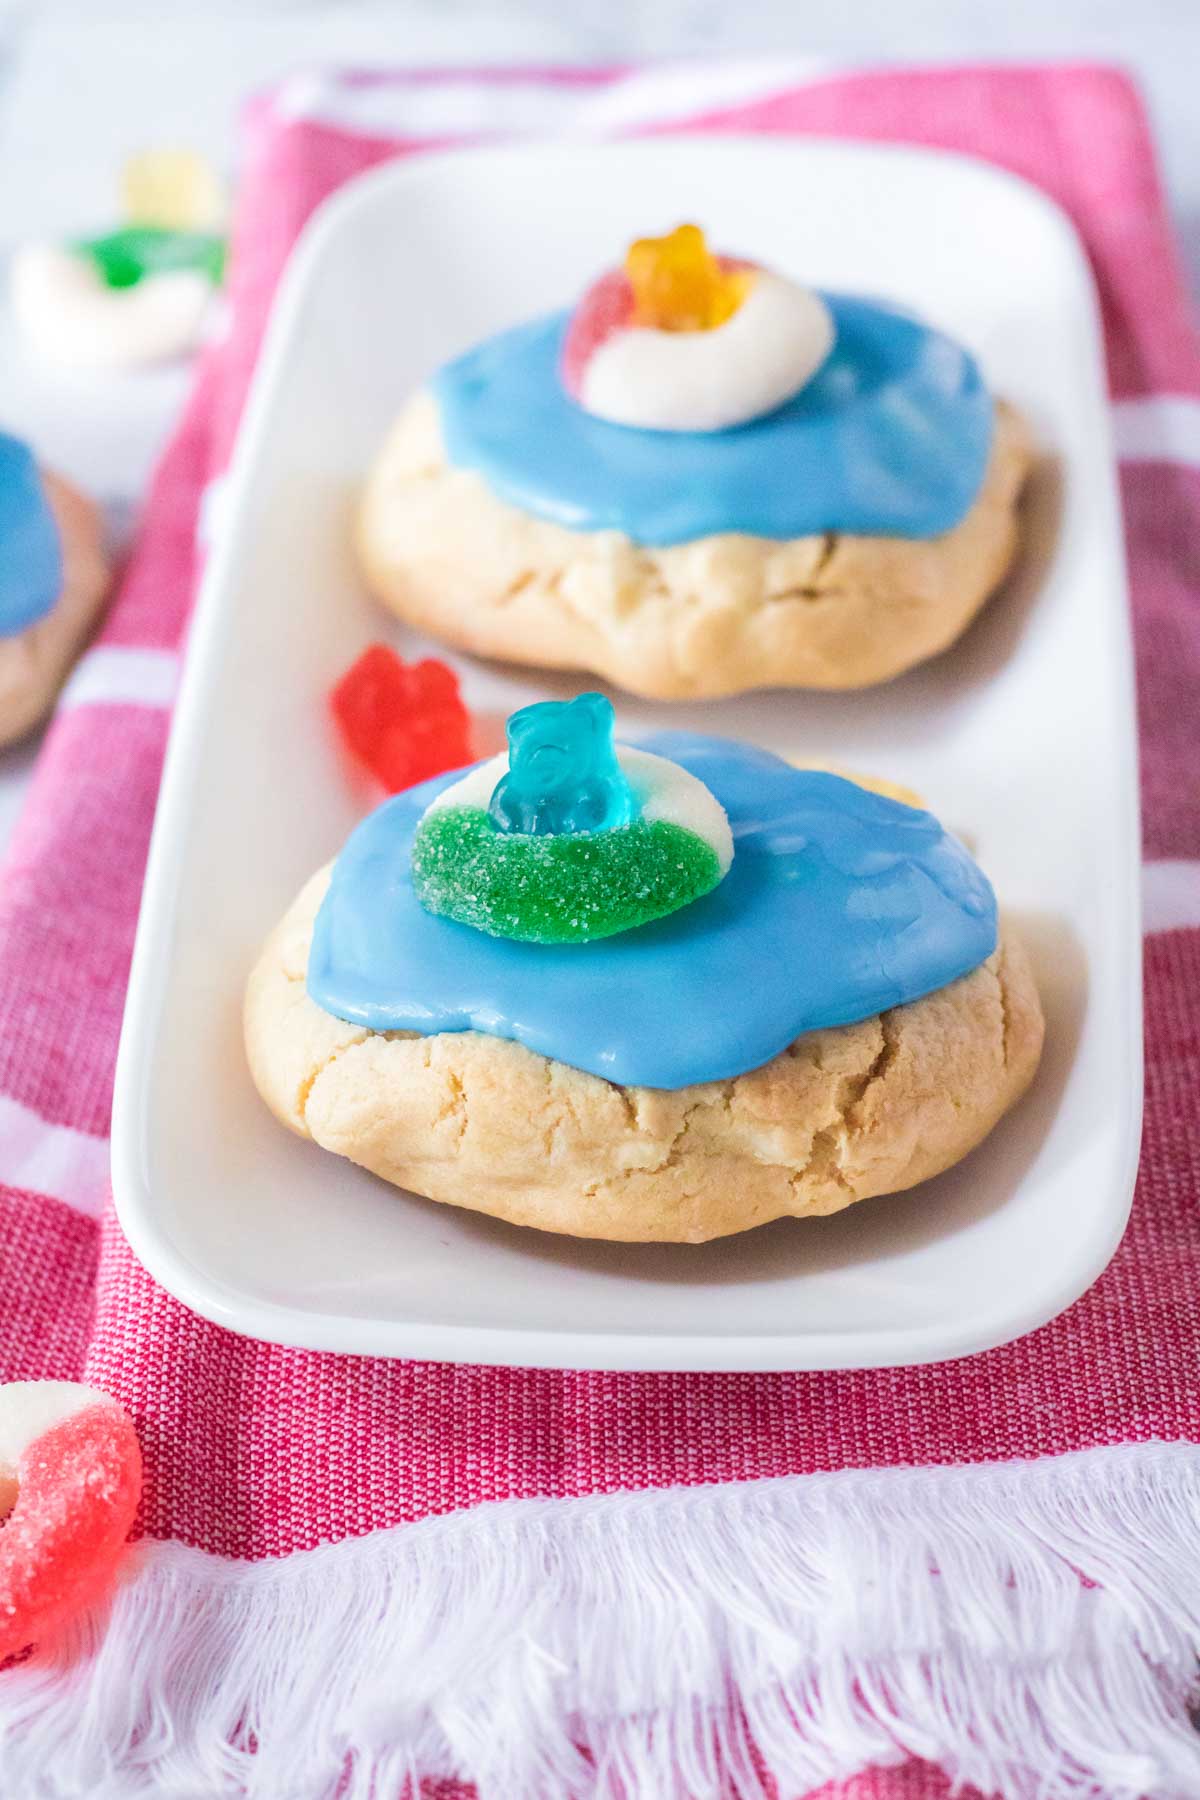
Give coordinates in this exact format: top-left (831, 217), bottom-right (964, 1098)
top-left (355, 395), bottom-right (1034, 700)
top-left (244, 868), bottom-right (1044, 1244)
top-left (0, 474), bottom-right (110, 748)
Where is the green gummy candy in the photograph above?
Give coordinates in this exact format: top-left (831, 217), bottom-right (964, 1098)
top-left (411, 806), bottom-right (722, 944)
top-left (76, 226), bottom-right (226, 291)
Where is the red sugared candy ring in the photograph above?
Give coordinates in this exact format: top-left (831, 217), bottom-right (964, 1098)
top-left (0, 1380), bottom-right (142, 1660)
top-left (331, 644), bottom-right (474, 793)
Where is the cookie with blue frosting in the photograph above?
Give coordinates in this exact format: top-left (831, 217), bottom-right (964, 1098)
top-left (356, 225), bottom-right (1034, 700)
top-left (0, 440), bottom-right (110, 749)
top-left (245, 701), bottom-right (1043, 1244)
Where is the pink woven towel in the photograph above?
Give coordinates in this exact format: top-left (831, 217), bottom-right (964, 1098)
top-left (1, 60), bottom-right (1200, 1800)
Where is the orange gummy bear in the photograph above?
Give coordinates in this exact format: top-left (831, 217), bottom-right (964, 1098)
top-left (624, 224), bottom-right (751, 332)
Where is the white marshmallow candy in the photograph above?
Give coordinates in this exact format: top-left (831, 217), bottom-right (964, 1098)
top-left (579, 273), bottom-right (835, 433)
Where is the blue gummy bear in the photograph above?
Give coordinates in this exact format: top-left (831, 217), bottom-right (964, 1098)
top-left (488, 692), bottom-right (636, 837)
top-left (0, 433), bottom-right (62, 638)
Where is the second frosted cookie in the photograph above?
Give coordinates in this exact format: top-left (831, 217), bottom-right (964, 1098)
top-left (357, 224), bottom-right (1033, 700)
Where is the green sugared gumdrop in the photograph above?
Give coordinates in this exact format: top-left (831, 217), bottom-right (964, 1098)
top-left (488, 692), bottom-right (634, 837)
top-left (412, 806), bottom-right (722, 944)
top-left (76, 226), bottom-right (226, 291)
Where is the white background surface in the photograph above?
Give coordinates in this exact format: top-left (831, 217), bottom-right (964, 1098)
top-left (0, 0), bottom-right (1195, 856)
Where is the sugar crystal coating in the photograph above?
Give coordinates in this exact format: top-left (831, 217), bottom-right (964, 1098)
top-left (489, 692), bottom-right (634, 837)
top-left (0, 1386), bottom-right (142, 1660)
top-left (412, 806), bottom-right (721, 944)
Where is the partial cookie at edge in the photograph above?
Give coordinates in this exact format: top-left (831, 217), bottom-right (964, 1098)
top-left (245, 866), bottom-right (1044, 1245)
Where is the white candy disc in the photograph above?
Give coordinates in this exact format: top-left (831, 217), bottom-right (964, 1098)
top-left (11, 244), bottom-right (215, 369)
top-left (427, 745), bottom-right (734, 872)
top-left (579, 273), bottom-right (835, 433)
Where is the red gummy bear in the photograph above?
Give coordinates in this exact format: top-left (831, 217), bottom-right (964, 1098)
top-left (331, 644), bottom-right (474, 793)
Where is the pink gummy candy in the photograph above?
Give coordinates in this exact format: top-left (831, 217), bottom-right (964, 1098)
top-left (0, 1381), bottom-right (142, 1660)
top-left (560, 267), bottom-right (635, 400)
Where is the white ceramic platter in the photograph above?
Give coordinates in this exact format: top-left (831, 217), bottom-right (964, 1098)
top-left (112, 138), bottom-right (1141, 1370)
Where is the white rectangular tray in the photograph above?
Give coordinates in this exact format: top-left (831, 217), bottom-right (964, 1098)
top-left (112, 137), bottom-right (1142, 1370)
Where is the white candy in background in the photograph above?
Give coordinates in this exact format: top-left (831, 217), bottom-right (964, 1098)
top-left (11, 243), bottom-right (216, 370)
top-left (579, 272), bottom-right (835, 433)
top-left (0, 1380), bottom-right (115, 1514)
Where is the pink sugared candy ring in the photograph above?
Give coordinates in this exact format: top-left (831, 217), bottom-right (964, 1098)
top-left (0, 1381), bottom-right (142, 1659)
top-left (561, 223), bottom-right (835, 433)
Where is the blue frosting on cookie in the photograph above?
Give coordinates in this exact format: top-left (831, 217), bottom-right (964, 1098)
top-left (307, 734), bottom-right (998, 1091)
top-left (432, 294), bottom-right (994, 547)
top-left (0, 434), bottom-right (62, 637)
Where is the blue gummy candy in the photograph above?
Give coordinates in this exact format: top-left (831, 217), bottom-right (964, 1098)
top-left (488, 692), bottom-right (636, 837)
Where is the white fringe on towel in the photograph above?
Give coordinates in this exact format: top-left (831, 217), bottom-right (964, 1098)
top-left (3, 1441), bottom-right (1200, 1800)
